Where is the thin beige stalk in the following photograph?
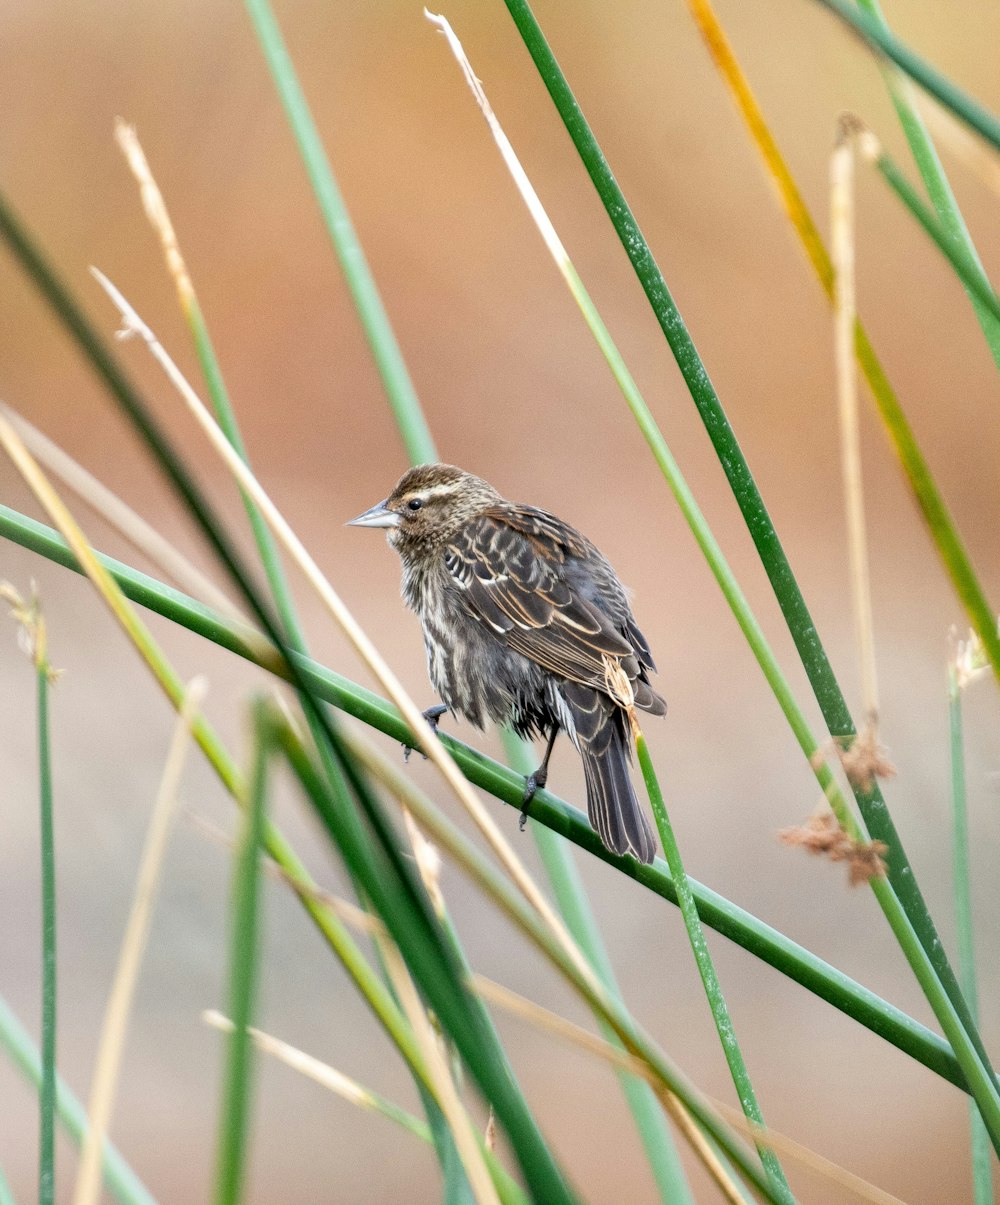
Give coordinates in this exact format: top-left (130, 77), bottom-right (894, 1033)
top-left (471, 976), bottom-right (743, 1205)
top-left (74, 677), bottom-right (207, 1205)
top-left (89, 269), bottom-right (607, 997)
top-left (474, 975), bottom-right (903, 1205)
top-left (114, 120), bottom-right (195, 311)
top-left (202, 1011), bottom-right (429, 1141)
top-left (401, 806), bottom-right (446, 918)
top-left (1, 405), bottom-right (244, 624)
top-left (376, 937), bottom-right (499, 1205)
top-left (188, 808), bottom-right (388, 934)
top-left (0, 405), bottom-right (277, 682)
top-left (832, 119), bottom-right (879, 727)
top-left (425, 12), bottom-right (573, 279)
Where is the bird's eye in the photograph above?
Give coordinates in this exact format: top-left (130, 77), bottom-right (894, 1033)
top-left (407, 498), bottom-right (424, 512)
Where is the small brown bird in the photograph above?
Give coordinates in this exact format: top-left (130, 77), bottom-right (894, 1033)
top-left (349, 464), bottom-right (665, 863)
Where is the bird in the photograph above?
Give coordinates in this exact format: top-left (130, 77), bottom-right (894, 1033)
top-left (348, 463), bottom-right (665, 863)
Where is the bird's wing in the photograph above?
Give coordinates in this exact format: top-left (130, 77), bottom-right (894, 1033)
top-left (443, 509), bottom-right (636, 698)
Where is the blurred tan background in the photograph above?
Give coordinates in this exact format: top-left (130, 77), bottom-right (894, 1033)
top-left (2, 0), bottom-right (1000, 1200)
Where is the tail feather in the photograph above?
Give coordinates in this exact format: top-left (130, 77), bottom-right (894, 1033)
top-left (560, 680), bottom-right (657, 863)
top-left (579, 715), bottom-right (656, 865)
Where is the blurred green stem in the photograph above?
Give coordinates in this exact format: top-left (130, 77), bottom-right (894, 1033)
top-left (948, 672), bottom-right (993, 1205)
top-left (870, 147), bottom-right (1000, 336)
top-left (243, 0), bottom-right (434, 464)
top-left (858, 0), bottom-right (1000, 364)
top-left (809, 0), bottom-right (1000, 151)
top-left (37, 641), bottom-right (56, 1205)
top-left (0, 993), bottom-right (156, 1205)
top-left (505, 733), bottom-right (694, 1205)
top-left (636, 735), bottom-right (792, 1200)
top-left (214, 702), bottom-right (268, 1205)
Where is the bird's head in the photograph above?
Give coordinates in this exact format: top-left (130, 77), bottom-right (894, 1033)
top-left (348, 463), bottom-right (500, 554)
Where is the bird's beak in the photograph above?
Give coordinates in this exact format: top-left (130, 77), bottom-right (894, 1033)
top-left (346, 498), bottom-right (401, 529)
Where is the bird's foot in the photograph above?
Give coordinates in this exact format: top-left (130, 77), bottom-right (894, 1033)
top-left (403, 704), bottom-right (449, 764)
top-left (518, 765), bottom-right (548, 832)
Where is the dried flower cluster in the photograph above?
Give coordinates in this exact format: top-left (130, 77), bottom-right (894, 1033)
top-left (0, 580), bottom-right (61, 682)
top-left (811, 725), bottom-right (896, 795)
top-left (779, 807), bottom-right (888, 886)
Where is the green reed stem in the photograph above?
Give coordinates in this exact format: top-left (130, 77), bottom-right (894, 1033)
top-left (504, 733), bottom-right (694, 1204)
top-left (0, 993), bottom-right (156, 1205)
top-left (856, 0), bottom-right (1000, 370)
top-left (37, 647), bottom-right (56, 1205)
top-left (811, 0), bottom-right (1000, 152)
top-left (872, 151), bottom-right (1000, 331)
top-left (243, 0), bottom-right (433, 465)
top-left (948, 672), bottom-right (994, 1205)
top-left (431, 9), bottom-right (998, 1128)
top-left (214, 703), bottom-right (268, 1205)
top-left (636, 735), bottom-right (792, 1200)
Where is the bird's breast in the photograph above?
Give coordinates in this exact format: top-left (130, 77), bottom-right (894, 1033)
top-left (399, 554), bottom-right (554, 736)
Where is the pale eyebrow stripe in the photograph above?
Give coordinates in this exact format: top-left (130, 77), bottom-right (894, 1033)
top-left (416, 482), bottom-right (461, 500)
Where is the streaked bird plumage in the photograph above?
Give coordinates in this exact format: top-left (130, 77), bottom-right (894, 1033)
top-left (349, 463), bottom-right (665, 863)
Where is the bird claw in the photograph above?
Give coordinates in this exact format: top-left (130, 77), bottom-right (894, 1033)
top-left (518, 768), bottom-right (547, 832)
top-left (403, 705), bottom-right (448, 763)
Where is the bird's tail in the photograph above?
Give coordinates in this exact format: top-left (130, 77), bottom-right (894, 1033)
top-left (564, 684), bottom-right (656, 864)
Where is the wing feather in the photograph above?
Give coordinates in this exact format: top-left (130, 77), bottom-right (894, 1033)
top-left (445, 511), bottom-right (651, 701)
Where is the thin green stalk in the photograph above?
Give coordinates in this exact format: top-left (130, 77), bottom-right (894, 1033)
top-left (872, 150), bottom-right (1000, 331)
top-left (0, 501), bottom-right (984, 1095)
top-left (0, 993), bottom-right (156, 1205)
top-left (866, 867), bottom-right (1000, 1150)
top-left (857, 0), bottom-right (1000, 369)
top-left (949, 671), bottom-right (993, 1205)
top-left (37, 640), bottom-right (56, 1205)
top-left (505, 733), bottom-right (695, 1205)
top-left (636, 735), bottom-right (792, 1201)
top-left (687, 0), bottom-right (1000, 692)
top-left (214, 702), bottom-right (269, 1205)
top-left (346, 1093), bottom-right (432, 1146)
top-left (501, 0), bottom-right (994, 1095)
top-left (0, 1166), bottom-right (14, 1205)
top-left (328, 728), bottom-right (526, 1205)
top-left (809, 0), bottom-right (1000, 153)
top-left (278, 712), bottom-right (780, 1204)
top-left (242, 0), bottom-right (434, 464)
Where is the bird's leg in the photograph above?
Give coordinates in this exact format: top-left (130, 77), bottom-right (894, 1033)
top-left (519, 726), bottom-right (559, 831)
top-left (403, 704), bottom-right (449, 763)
